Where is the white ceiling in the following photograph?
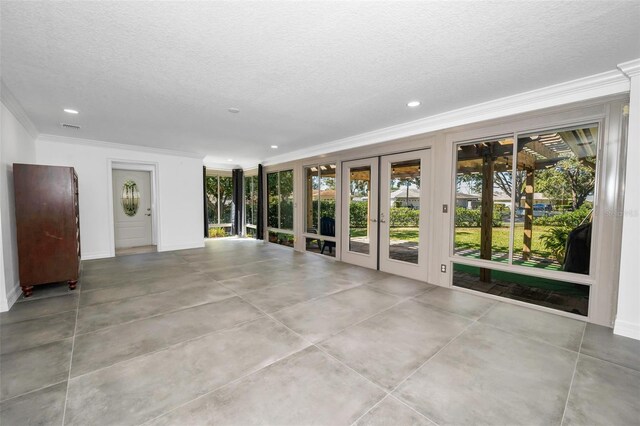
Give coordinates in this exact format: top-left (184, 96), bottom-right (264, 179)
top-left (1, 1), bottom-right (639, 168)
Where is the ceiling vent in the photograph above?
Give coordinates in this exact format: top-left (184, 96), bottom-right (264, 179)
top-left (60, 123), bottom-right (81, 130)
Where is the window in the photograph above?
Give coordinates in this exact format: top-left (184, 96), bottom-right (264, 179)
top-left (267, 170), bottom-right (294, 246)
top-left (244, 174), bottom-right (258, 238)
top-left (304, 164), bottom-right (336, 257)
top-left (205, 173), bottom-right (233, 238)
top-left (452, 124), bottom-right (599, 315)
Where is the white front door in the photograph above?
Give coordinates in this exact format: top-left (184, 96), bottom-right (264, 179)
top-left (341, 158), bottom-right (379, 269)
top-left (113, 170), bottom-right (153, 249)
top-left (379, 150), bottom-right (431, 280)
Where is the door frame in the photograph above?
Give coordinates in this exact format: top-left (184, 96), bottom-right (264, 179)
top-left (107, 159), bottom-right (160, 257)
top-left (379, 149), bottom-right (431, 281)
top-left (341, 157), bottom-right (379, 269)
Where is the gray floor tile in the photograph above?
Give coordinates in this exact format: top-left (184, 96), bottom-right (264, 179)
top-left (394, 323), bottom-right (577, 426)
top-left (75, 280), bottom-right (235, 334)
top-left (0, 294), bottom-right (78, 325)
top-left (1, 338), bottom-right (72, 401)
top-left (80, 264), bottom-right (194, 291)
top-left (413, 287), bottom-right (496, 320)
top-left (479, 302), bottom-right (585, 351)
top-left (339, 266), bottom-right (391, 283)
top-left (79, 273), bottom-right (206, 307)
top-left (64, 318), bottom-right (308, 426)
top-left (219, 273), bottom-right (290, 294)
top-left (241, 278), bottom-right (359, 313)
top-left (320, 300), bottom-right (471, 389)
top-left (273, 286), bottom-right (401, 343)
top-left (149, 346), bottom-right (386, 426)
top-left (1, 310), bottom-right (76, 354)
top-left (365, 276), bottom-right (436, 298)
top-left (71, 296), bottom-right (263, 377)
top-left (356, 396), bottom-right (435, 426)
top-left (564, 354), bottom-right (640, 426)
top-left (580, 323), bottom-right (640, 372)
top-left (0, 382), bottom-right (67, 426)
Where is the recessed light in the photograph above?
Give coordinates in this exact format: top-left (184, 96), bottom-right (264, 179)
top-left (228, 107), bottom-right (240, 113)
top-left (270, 145), bottom-right (278, 149)
top-left (407, 101), bottom-right (421, 108)
top-left (64, 108), bottom-right (79, 114)
top-left (227, 159), bottom-right (233, 162)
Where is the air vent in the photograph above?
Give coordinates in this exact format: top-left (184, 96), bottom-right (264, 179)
top-left (61, 123), bottom-right (81, 130)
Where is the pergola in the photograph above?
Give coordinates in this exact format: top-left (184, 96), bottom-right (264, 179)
top-left (456, 127), bottom-right (597, 281)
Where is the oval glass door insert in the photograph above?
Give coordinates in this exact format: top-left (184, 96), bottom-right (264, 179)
top-left (121, 180), bottom-right (140, 216)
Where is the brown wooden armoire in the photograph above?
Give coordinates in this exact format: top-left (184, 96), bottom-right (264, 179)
top-left (13, 164), bottom-right (80, 297)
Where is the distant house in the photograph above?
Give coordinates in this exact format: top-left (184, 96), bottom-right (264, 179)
top-left (390, 185), bottom-right (421, 208)
top-left (455, 192), bottom-right (481, 209)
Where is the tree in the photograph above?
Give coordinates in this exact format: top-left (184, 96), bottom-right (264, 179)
top-left (536, 157), bottom-right (595, 210)
top-left (457, 170), bottom-right (525, 205)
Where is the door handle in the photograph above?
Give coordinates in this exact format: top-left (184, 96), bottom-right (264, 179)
top-left (380, 219), bottom-right (386, 223)
top-left (370, 218), bottom-right (377, 223)
top-left (145, 213), bottom-right (151, 216)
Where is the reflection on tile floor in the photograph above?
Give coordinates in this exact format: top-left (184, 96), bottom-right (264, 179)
top-left (0, 238), bottom-right (638, 425)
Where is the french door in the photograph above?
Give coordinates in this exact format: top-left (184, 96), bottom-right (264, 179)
top-left (341, 150), bottom-right (431, 281)
top-left (341, 158), bottom-right (379, 269)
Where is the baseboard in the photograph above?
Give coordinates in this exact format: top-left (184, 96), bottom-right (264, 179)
top-left (2, 280), bottom-right (22, 312)
top-left (614, 319), bottom-right (640, 340)
top-left (81, 252), bottom-right (113, 261)
top-left (158, 242), bottom-right (205, 252)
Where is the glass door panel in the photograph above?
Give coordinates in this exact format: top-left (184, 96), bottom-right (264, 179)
top-left (341, 158), bottom-right (378, 269)
top-left (379, 150), bottom-right (430, 280)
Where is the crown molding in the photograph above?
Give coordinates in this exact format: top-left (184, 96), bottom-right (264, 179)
top-left (263, 68), bottom-right (630, 166)
top-left (618, 58), bottom-right (640, 78)
top-left (0, 81), bottom-right (39, 140)
top-left (37, 133), bottom-right (205, 160)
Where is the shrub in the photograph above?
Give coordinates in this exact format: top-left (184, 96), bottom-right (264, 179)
top-left (389, 207), bottom-right (420, 227)
top-left (534, 206), bottom-right (591, 228)
top-left (349, 200), bottom-right (369, 228)
top-left (540, 227), bottom-right (571, 264)
top-left (208, 227), bottom-right (227, 238)
top-left (454, 206), bottom-right (505, 227)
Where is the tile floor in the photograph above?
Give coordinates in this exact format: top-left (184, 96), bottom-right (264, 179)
top-left (1, 239), bottom-right (638, 426)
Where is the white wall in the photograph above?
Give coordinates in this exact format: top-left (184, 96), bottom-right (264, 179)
top-left (35, 136), bottom-right (204, 260)
top-left (615, 61), bottom-right (640, 339)
top-left (0, 102), bottom-right (37, 311)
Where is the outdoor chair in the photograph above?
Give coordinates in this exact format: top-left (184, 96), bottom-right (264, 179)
top-left (320, 217), bottom-right (336, 254)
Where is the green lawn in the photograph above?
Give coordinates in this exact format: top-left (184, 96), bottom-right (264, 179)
top-left (455, 224), bottom-right (555, 258)
top-left (351, 224), bottom-right (558, 260)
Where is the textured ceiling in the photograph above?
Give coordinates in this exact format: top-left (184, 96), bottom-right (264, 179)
top-left (1, 1), bottom-right (639, 167)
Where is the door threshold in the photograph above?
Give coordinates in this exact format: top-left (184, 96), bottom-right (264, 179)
top-left (115, 245), bottom-right (157, 256)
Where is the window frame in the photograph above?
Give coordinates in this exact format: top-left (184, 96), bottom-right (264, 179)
top-left (302, 163), bottom-right (338, 243)
top-left (243, 171), bottom-right (259, 238)
top-left (266, 169), bottom-right (295, 236)
top-left (205, 170), bottom-right (233, 231)
top-left (449, 119), bottom-right (604, 287)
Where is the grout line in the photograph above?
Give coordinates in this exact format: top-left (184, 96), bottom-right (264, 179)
top-left (0, 379), bottom-right (68, 405)
top-left (138, 342), bottom-right (311, 426)
top-left (235, 281), bottom-right (444, 426)
top-left (560, 323), bottom-right (586, 426)
top-left (389, 393), bottom-right (441, 426)
top-left (65, 314), bottom-right (267, 382)
top-left (73, 291), bottom-right (238, 338)
top-left (472, 317), bottom-right (584, 356)
top-left (349, 394), bottom-right (390, 426)
top-left (60, 280), bottom-right (82, 426)
top-left (388, 319), bottom-right (475, 396)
